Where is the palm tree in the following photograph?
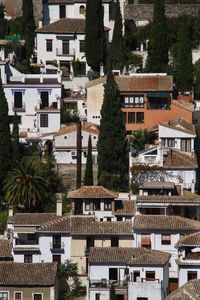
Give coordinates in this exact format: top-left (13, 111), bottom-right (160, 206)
top-left (3, 156), bottom-right (48, 212)
top-left (130, 129), bottom-right (157, 152)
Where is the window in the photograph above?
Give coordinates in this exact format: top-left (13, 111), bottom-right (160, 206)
top-left (86, 237), bottom-right (94, 248)
top-left (40, 91), bottom-right (49, 108)
top-left (104, 199), bottom-right (111, 210)
top-left (133, 271), bottom-right (140, 282)
top-left (59, 5), bottom-right (66, 18)
top-left (123, 95), bottom-right (144, 108)
top-left (53, 234), bottom-right (61, 249)
top-left (93, 200), bottom-right (100, 210)
top-left (111, 237), bottom-right (119, 247)
top-left (167, 138), bottom-right (175, 147)
top-left (109, 268), bottom-right (118, 281)
top-left (27, 233), bottom-right (36, 241)
top-left (33, 294), bottom-right (43, 300)
top-left (62, 40), bottom-right (69, 55)
top-left (14, 292), bottom-right (22, 300)
top-left (0, 292), bottom-right (8, 300)
top-left (46, 39), bottom-right (52, 52)
top-left (128, 112), bottom-right (135, 124)
top-left (141, 235), bottom-right (151, 248)
top-left (136, 112), bottom-right (144, 124)
top-left (137, 298), bottom-right (148, 300)
top-left (95, 294), bottom-right (100, 300)
top-left (85, 199), bottom-right (90, 211)
top-left (146, 271), bottom-right (155, 281)
top-left (181, 139), bottom-right (191, 152)
top-left (80, 40), bottom-right (85, 53)
top-left (24, 254), bottom-right (32, 263)
top-left (53, 255), bottom-right (61, 264)
top-left (14, 92), bottom-right (22, 108)
top-left (79, 5), bottom-right (86, 15)
top-left (187, 271), bottom-right (197, 281)
top-left (161, 234), bottom-right (171, 245)
top-left (40, 114), bottom-right (48, 127)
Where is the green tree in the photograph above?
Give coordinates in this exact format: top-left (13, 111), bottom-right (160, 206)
top-left (22, 0), bottom-right (35, 71)
top-left (85, 0), bottom-right (105, 72)
top-left (59, 260), bottom-right (78, 280)
top-left (97, 72), bottom-right (129, 191)
top-left (146, 0), bottom-right (168, 72)
top-left (84, 135), bottom-right (93, 186)
top-left (3, 156), bottom-right (48, 212)
top-left (194, 59), bottom-right (200, 99)
top-left (107, 0), bottom-right (125, 72)
top-left (175, 15), bottom-right (193, 92)
top-left (11, 113), bottom-right (20, 165)
top-left (0, 77), bottom-right (11, 193)
top-left (109, 284), bottom-right (117, 300)
top-left (130, 129), bottom-right (156, 152)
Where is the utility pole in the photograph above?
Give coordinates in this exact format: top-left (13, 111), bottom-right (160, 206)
top-left (76, 120), bottom-right (82, 188)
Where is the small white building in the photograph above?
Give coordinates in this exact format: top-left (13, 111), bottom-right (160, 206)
top-left (0, 61), bottom-right (62, 139)
top-left (54, 122), bottom-right (99, 164)
top-left (132, 215), bottom-right (200, 282)
top-left (88, 247), bottom-right (171, 300)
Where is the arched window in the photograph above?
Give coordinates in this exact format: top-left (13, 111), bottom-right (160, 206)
top-left (79, 5), bottom-right (86, 15)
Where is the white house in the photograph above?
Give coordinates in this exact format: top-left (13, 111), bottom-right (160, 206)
top-left (88, 247), bottom-right (171, 300)
top-left (132, 214), bottom-right (200, 287)
top-left (176, 232), bottom-right (200, 287)
top-left (54, 122), bottom-right (99, 164)
top-left (0, 61), bottom-right (62, 139)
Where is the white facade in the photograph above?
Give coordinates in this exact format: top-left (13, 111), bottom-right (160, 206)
top-left (0, 62), bottom-right (62, 137)
top-left (178, 265), bottom-right (200, 287)
top-left (54, 125), bottom-right (98, 164)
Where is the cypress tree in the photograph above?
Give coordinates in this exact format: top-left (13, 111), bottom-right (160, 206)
top-left (146, 0), bottom-right (168, 73)
top-left (0, 77), bottom-right (11, 193)
top-left (11, 113), bottom-right (20, 165)
top-left (85, 0), bottom-right (105, 72)
top-left (107, 0), bottom-right (125, 72)
top-left (175, 15), bottom-right (193, 92)
top-left (84, 135), bottom-right (93, 186)
top-left (97, 72), bottom-right (129, 191)
top-left (22, 0), bottom-right (35, 71)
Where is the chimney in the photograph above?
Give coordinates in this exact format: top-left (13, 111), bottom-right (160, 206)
top-left (100, 63), bottom-right (104, 77)
top-left (39, 20), bottom-right (43, 28)
top-left (56, 193), bottom-right (63, 216)
top-left (191, 180), bottom-right (195, 194)
top-left (8, 206), bottom-right (13, 217)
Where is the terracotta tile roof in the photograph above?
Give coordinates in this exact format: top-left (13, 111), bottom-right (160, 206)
top-left (8, 213), bottom-right (60, 226)
top-left (38, 216), bottom-right (71, 232)
top-left (71, 217), bottom-right (132, 235)
top-left (0, 240), bottom-right (12, 259)
top-left (36, 18), bottom-right (110, 34)
top-left (114, 200), bottom-right (135, 215)
top-left (86, 75), bottom-right (173, 92)
top-left (133, 215), bottom-right (200, 231)
top-left (139, 181), bottom-right (175, 190)
top-left (176, 232), bottom-right (200, 246)
top-left (47, 0), bottom-right (111, 3)
top-left (172, 100), bottom-right (194, 112)
top-left (176, 259), bottom-right (200, 266)
top-left (137, 194), bottom-right (200, 204)
top-left (159, 116), bottom-right (195, 135)
top-left (68, 186), bottom-right (118, 199)
top-left (54, 122), bottom-right (99, 137)
top-left (0, 262), bottom-right (57, 286)
top-left (89, 247), bottom-right (170, 265)
top-left (163, 149), bottom-right (197, 168)
top-left (36, 18), bottom-right (85, 34)
top-left (166, 279), bottom-right (200, 300)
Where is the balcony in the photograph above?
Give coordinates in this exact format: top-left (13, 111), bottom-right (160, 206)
top-left (12, 102), bottom-right (26, 112)
top-left (50, 241), bottom-right (65, 252)
top-left (13, 240), bottom-right (40, 252)
top-left (89, 279), bottom-right (128, 288)
top-left (56, 48), bottom-right (75, 57)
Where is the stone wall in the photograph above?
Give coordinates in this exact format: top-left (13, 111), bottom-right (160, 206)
top-left (0, 0), bottom-right (42, 26)
top-left (125, 4), bottom-right (200, 21)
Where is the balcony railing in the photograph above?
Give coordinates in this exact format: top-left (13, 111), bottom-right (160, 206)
top-left (50, 242), bottom-right (65, 251)
top-left (89, 279), bottom-right (128, 288)
top-left (15, 239), bottom-right (38, 245)
top-left (56, 48), bottom-right (75, 56)
top-left (85, 247), bottom-right (91, 256)
top-left (12, 102), bottom-right (26, 112)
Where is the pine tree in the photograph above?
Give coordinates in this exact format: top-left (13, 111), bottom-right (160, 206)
top-left (84, 135), bottom-right (93, 186)
top-left (0, 76), bottom-right (11, 193)
top-left (11, 113), bottom-right (20, 165)
top-left (97, 72), bottom-right (129, 191)
top-left (175, 15), bottom-right (193, 92)
top-left (22, 0), bottom-right (35, 71)
top-left (107, 0), bottom-right (125, 72)
top-left (146, 0), bottom-right (168, 72)
top-left (85, 0), bottom-right (105, 72)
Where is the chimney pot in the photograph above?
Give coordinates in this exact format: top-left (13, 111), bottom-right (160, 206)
top-left (56, 193), bottom-right (63, 216)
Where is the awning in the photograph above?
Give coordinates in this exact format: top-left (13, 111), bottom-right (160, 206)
top-left (147, 92), bottom-right (169, 98)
